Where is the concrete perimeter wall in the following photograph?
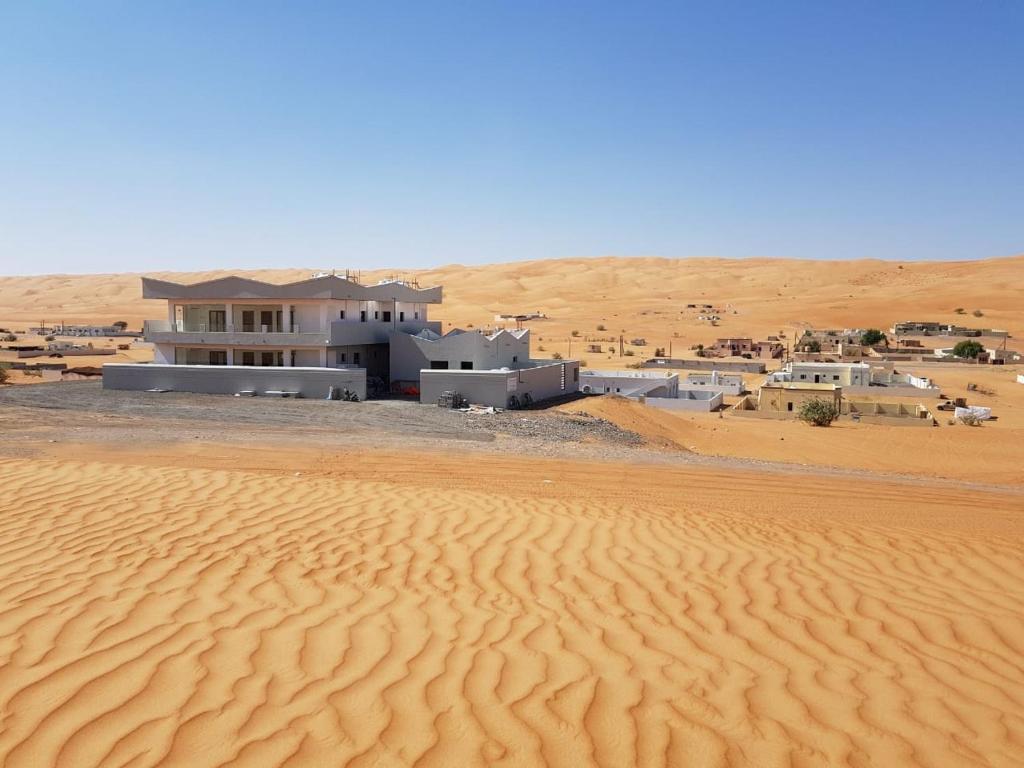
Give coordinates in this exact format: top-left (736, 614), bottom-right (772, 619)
top-left (420, 361), bottom-right (579, 408)
top-left (103, 363), bottom-right (367, 400)
top-left (642, 390), bottom-right (723, 412)
top-left (844, 384), bottom-right (941, 399)
top-left (643, 358), bottom-right (766, 373)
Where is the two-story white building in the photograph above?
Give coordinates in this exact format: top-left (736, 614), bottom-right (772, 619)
top-left (103, 273), bottom-right (579, 407)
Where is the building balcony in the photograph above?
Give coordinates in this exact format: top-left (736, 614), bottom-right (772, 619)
top-left (144, 320), bottom-right (330, 347)
top-left (144, 319), bottom-right (443, 348)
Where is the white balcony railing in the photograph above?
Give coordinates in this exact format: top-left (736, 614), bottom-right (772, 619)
top-left (145, 320), bottom-right (317, 334)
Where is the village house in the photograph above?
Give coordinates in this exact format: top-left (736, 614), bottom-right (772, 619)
top-left (708, 337), bottom-right (754, 357)
top-left (768, 361), bottom-right (871, 387)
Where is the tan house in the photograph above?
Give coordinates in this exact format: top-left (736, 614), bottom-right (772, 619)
top-left (709, 337), bottom-right (754, 357)
top-left (756, 382), bottom-right (842, 415)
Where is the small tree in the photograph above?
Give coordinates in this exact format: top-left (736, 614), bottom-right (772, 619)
top-left (113, 320), bottom-right (128, 330)
top-left (798, 398), bottom-right (840, 427)
top-left (952, 340), bottom-right (984, 359)
top-left (859, 329), bottom-right (886, 346)
top-left (803, 339), bottom-right (821, 353)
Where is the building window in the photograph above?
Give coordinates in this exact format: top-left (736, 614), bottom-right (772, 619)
top-left (460, 361), bottom-right (473, 370)
top-left (242, 351), bottom-right (255, 366)
top-left (209, 350), bottom-right (227, 365)
top-left (374, 311), bottom-right (379, 320)
top-left (430, 360), bottom-right (448, 369)
top-left (833, 375), bottom-right (839, 381)
top-left (399, 311), bottom-right (405, 322)
top-left (360, 310), bottom-right (367, 322)
top-left (573, 368), bottom-right (579, 382)
top-left (353, 352), bottom-right (361, 366)
top-left (512, 355), bottom-right (518, 363)
top-left (414, 311), bottom-right (419, 320)
top-left (383, 311), bottom-right (391, 322)
top-left (337, 351), bottom-right (346, 364)
top-left (787, 402), bottom-right (794, 411)
top-left (261, 352), bottom-right (275, 366)
top-left (339, 310), bottom-right (345, 320)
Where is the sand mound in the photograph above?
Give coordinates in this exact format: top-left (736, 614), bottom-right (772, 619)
top-left (559, 394), bottom-right (697, 450)
top-left (1, 453), bottom-right (1022, 767)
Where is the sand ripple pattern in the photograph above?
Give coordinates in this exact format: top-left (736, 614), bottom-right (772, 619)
top-left (0, 458), bottom-right (1022, 767)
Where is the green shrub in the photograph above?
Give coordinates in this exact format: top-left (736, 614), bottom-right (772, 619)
top-left (859, 329), bottom-right (886, 346)
top-left (798, 398), bottom-right (840, 427)
top-left (952, 340), bottom-right (984, 359)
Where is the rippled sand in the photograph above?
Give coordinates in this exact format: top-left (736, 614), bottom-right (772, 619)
top-left (0, 450), bottom-right (1021, 767)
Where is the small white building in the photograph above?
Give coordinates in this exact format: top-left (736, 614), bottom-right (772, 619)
top-left (768, 361), bottom-right (871, 387)
top-left (580, 369), bottom-right (679, 398)
top-left (683, 371), bottom-right (744, 396)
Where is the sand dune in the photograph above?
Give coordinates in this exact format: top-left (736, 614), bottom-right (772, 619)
top-left (0, 450), bottom-right (1022, 767)
top-left (2, 256), bottom-right (1023, 356)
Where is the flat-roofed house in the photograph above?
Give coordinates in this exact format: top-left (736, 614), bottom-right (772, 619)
top-left (710, 337), bottom-right (754, 357)
top-left (768, 361), bottom-right (871, 387)
top-left (756, 382), bottom-right (842, 415)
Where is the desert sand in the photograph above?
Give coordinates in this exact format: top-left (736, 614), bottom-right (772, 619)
top-left (1, 256), bottom-right (1024, 767)
top-left (0, 444), bottom-right (1022, 767)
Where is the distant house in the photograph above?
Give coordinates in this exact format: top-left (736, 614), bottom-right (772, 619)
top-left (754, 340), bottom-right (784, 359)
top-left (891, 321), bottom-right (1009, 338)
top-left (709, 337), bottom-right (754, 357)
top-left (768, 361), bottom-right (871, 387)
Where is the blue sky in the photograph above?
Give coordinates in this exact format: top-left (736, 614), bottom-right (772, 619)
top-left (1, 1), bottom-right (1021, 274)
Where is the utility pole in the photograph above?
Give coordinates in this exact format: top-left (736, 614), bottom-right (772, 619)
top-left (619, 335), bottom-right (624, 357)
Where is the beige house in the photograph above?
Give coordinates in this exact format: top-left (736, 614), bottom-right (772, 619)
top-left (756, 382), bottom-right (842, 415)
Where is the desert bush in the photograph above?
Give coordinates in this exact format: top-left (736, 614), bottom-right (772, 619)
top-left (623, 349), bottom-right (635, 357)
top-left (537, 345), bottom-right (545, 352)
top-left (0, 368), bottom-right (7, 385)
top-left (954, 307), bottom-right (965, 314)
top-left (596, 324), bottom-right (606, 331)
top-left (798, 398), bottom-right (840, 427)
top-left (1, 334), bottom-right (16, 342)
top-left (859, 329), bottom-right (886, 346)
top-left (972, 309), bottom-right (984, 317)
top-left (952, 340), bottom-right (984, 359)
top-left (44, 335), bottom-right (55, 341)
top-left (551, 352), bottom-right (563, 360)
top-left (570, 330), bottom-right (580, 337)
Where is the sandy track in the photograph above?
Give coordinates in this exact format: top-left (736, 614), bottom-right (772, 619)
top-left (0, 453), bottom-right (1022, 767)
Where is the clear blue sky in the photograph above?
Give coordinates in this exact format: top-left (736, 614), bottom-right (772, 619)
top-left (1, 1), bottom-right (1021, 274)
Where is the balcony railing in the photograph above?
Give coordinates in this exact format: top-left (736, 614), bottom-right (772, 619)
top-left (145, 320), bottom-right (320, 334)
